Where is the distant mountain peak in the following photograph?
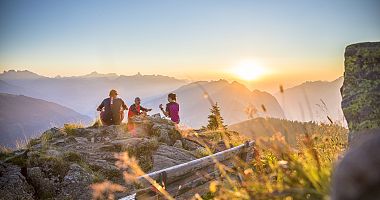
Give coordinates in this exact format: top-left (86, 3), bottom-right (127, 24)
top-left (80, 71), bottom-right (119, 79)
top-left (0, 69), bottom-right (44, 80)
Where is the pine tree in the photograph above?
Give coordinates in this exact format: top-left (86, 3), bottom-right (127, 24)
top-left (207, 102), bottom-right (226, 130)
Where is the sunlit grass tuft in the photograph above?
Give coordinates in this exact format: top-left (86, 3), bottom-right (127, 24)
top-left (208, 124), bottom-right (348, 199)
top-left (64, 123), bottom-right (84, 135)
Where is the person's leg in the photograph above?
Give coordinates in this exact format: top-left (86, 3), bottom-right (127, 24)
top-left (100, 111), bottom-right (108, 126)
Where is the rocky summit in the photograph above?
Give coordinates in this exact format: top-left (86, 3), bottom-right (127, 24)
top-left (0, 115), bottom-right (235, 200)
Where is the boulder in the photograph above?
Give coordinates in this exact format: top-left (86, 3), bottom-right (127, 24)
top-left (332, 130), bottom-right (380, 200)
top-left (341, 42), bottom-right (380, 142)
top-left (45, 149), bottom-right (62, 157)
top-left (151, 123), bottom-right (182, 145)
top-left (57, 163), bottom-right (94, 200)
top-left (182, 138), bottom-right (204, 151)
top-left (27, 167), bottom-right (56, 198)
top-left (0, 163), bottom-right (34, 200)
top-left (151, 144), bottom-right (196, 172)
top-left (75, 137), bottom-right (89, 143)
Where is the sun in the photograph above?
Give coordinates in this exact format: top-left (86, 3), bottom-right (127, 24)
top-left (233, 60), bottom-right (266, 81)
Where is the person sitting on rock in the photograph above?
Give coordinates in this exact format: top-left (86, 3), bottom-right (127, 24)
top-left (159, 93), bottom-right (180, 124)
top-left (128, 97), bottom-right (152, 120)
top-left (127, 97), bottom-right (152, 133)
top-left (97, 89), bottom-right (128, 126)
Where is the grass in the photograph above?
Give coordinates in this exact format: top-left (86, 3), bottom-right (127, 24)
top-left (208, 123), bottom-right (348, 200)
top-left (27, 138), bottom-right (41, 148)
top-left (63, 151), bottom-right (84, 162)
top-left (92, 117), bottom-right (103, 128)
top-left (28, 152), bottom-right (70, 178)
top-left (64, 123), bottom-right (85, 135)
top-left (104, 122), bottom-right (347, 200)
top-left (0, 145), bottom-right (12, 160)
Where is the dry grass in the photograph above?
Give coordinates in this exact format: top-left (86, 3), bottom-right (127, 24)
top-left (64, 123), bottom-right (84, 135)
top-left (207, 123), bottom-right (348, 200)
top-left (89, 125), bottom-right (347, 200)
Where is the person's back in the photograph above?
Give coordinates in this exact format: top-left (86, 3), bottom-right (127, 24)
top-left (110, 97), bottom-right (126, 124)
top-left (160, 93), bottom-right (180, 124)
top-left (97, 90), bottom-right (128, 125)
top-left (166, 101), bottom-right (180, 123)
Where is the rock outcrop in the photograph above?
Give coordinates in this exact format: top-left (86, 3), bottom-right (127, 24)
top-left (0, 163), bottom-right (35, 200)
top-left (333, 42), bottom-right (380, 200)
top-left (341, 42), bottom-right (380, 142)
top-left (0, 115), bottom-right (208, 199)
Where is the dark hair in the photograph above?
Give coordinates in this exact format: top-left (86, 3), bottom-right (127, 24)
top-left (109, 89), bottom-right (118, 96)
top-left (168, 93), bottom-right (176, 101)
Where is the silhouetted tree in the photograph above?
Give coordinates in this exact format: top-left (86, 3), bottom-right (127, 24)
top-left (207, 102), bottom-right (226, 130)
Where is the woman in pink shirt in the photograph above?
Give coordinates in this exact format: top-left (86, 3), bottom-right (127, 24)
top-left (159, 93), bottom-right (180, 124)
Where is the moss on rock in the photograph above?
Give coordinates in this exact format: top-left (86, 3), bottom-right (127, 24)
top-left (341, 42), bottom-right (380, 142)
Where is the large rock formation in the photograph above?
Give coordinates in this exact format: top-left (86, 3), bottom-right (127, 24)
top-left (0, 115), bottom-right (208, 200)
top-left (341, 42), bottom-right (380, 142)
top-left (332, 42), bottom-right (380, 200)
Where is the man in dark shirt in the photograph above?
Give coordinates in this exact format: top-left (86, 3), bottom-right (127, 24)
top-left (97, 89), bottom-right (128, 125)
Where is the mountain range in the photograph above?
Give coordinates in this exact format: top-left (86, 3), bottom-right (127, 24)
top-left (0, 70), bottom-right (346, 146)
top-left (145, 79), bottom-right (285, 128)
top-left (273, 77), bottom-right (346, 126)
top-left (0, 70), bottom-right (188, 118)
top-left (0, 93), bottom-right (91, 148)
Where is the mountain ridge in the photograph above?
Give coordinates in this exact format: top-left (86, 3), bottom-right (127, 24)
top-left (273, 77), bottom-right (345, 125)
top-left (146, 79), bottom-right (285, 128)
top-left (0, 93), bottom-right (91, 148)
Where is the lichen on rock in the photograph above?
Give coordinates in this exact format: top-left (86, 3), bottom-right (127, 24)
top-left (341, 42), bottom-right (380, 142)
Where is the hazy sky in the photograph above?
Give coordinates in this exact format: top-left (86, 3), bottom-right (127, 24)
top-left (1, 0), bottom-right (379, 92)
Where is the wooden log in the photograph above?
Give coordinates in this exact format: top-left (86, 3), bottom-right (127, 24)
top-left (137, 141), bottom-right (254, 186)
top-left (120, 141), bottom-right (255, 200)
top-left (173, 171), bottom-right (219, 196)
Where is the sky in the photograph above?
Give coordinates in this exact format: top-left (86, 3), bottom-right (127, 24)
top-left (0, 0), bottom-right (379, 92)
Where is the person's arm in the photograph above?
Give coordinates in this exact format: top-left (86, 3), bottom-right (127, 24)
top-left (97, 100), bottom-right (105, 111)
top-left (159, 104), bottom-right (170, 117)
top-left (141, 106), bottom-right (152, 112)
top-left (121, 99), bottom-right (128, 110)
